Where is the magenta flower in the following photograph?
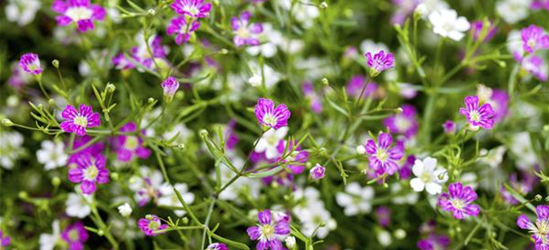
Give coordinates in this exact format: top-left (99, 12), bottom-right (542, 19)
top-left (303, 81), bottom-right (322, 113)
top-left (51, 0), bottom-right (106, 32)
top-left (114, 35), bottom-right (168, 71)
top-left (225, 119), bottom-right (239, 150)
top-left (171, 0), bottom-right (211, 18)
top-left (310, 163), bottom-right (326, 180)
top-left (471, 20), bottom-right (498, 42)
top-left (365, 132), bottom-right (404, 176)
top-left (0, 230), bottom-right (11, 248)
top-left (161, 76), bottom-right (180, 103)
top-left (60, 104), bottom-right (101, 136)
top-left (521, 25), bottom-right (549, 54)
top-left (19, 53), bottom-right (42, 75)
top-left (438, 182), bottom-right (480, 220)
top-left (276, 139), bottom-right (308, 174)
top-left (231, 11), bottom-right (263, 47)
top-left (206, 243), bottom-right (229, 250)
top-left (138, 215), bottom-right (168, 236)
top-left (114, 122), bottom-right (151, 162)
top-left (375, 206), bottom-right (391, 228)
top-left (531, 0), bottom-right (549, 10)
top-left (417, 234), bottom-right (450, 250)
top-left (68, 135), bottom-right (105, 164)
top-left (112, 53), bottom-right (134, 70)
top-left (167, 16), bottom-right (200, 45)
top-left (346, 75), bottom-right (378, 99)
top-left (442, 120), bottom-right (457, 134)
top-left (501, 172), bottom-right (538, 205)
top-left (365, 50), bottom-right (394, 77)
top-left (247, 209), bottom-right (290, 250)
top-left (459, 96), bottom-right (495, 130)
top-left (254, 98), bottom-right (291, 130)
top-left (523, 55), bottom-right (548, 81)
top-left (68, 153), bottom-right (109, 194)
top-left (61, 221), bottom-right (89, 250)
top-left (517, 205), bottom-right (549, 249)
top-left (383, 104), bottom-right (419, 138)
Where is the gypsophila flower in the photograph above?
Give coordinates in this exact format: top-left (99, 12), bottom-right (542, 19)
top-left (459, 96), bottom-right (495, 130)
top-left (442, 120), bottom-right (456, 134)
top-left (0, 230), bottom-right (11, 248)
top-left (521, 25), bottom-right (549, 54)
top-left (232, 11), bottom-right (263, 47)
top-left (19, 53), bottom-right (42, 75)
top-left (37, 140), bottom-right (68, 170)
top-left (161, 76), bottom-right (180, 103)
top-left (410, 157), bottom-right (448, 195)
top-left (171, 0), bottom-right (211, 18)
top-left (496, 0), bottom-right (531, 24)
top-left (114, 122), bottom-right (151, 162)
top-left (517, 205), bottom-right (549, 249)
top-left (118, 203), bottom-right (133, 217)
top-left (428, 8), bottom-right (470, 41)
top-left (365, 50), bottom-right (394, 77)
top-left (138, 215), bottom-right (168, 236)
top-left (438, 182), bottom-right (480, 220)
top-left (417, 234), bottom-right (450, 250)
top-left (65, 192), bottom-right (92, 218)
top-left (254, 98), bottom-right (291, 130)
top-left (336, 182), bottom-right (375, 216)
top-left (130, 167), bottom-right (164, 206)
top-left (255, 126), bottom-right (288, 160)
top-left (206, 243), bottom-right (229, 250)
top-left (310, 164), bottom-right (326, 180)
top-left (247, 209), bottom-right (290, 249)
top-left (51, 0), bottom-right (106, 32)
top-left (365, 132), bottom-right (404, 176)
top-left (501, 172), bottom-right (537, 205)
top-left (523, 55), bottom-right (548, 81)
top-left (383, 104), bottom-right (419, 138)
top-left (166, 16), bottom-right (200, 45)
top-left (158, 183), bottom-right (195, 217)
top-left (0, 131), bottom-right (25, 170)
top-left (60, 104), bottom-right (101, 136)
top-left (375, 206), bottom-right (391, 227)
top-left (5, 0), bottom-right (41, 26)
top-left (39, 220), bottom-right (61, 250)
top-left (61, 221), bottom-right (89, 250)
top-left (68, 153), bottom-right (110, 194)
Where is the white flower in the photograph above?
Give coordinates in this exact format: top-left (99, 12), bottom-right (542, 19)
top-left (37, 140), bottom-right (68, 170)
top-left (280, 0), bottom-right (319, 28)
top-left (415, 0), bottom-right (449, 18)
top-left (510, 132), bottom-right (538, 169)
top-left (248, 62), bottom-right (281, 89)
top-left (428, 9), bottom-right (470, 41)
top-left (356, 145), bottom-right (366, 155)
top-left (65, 192), bottom-right (92, 218)
top-left (39, 220), bottom-right (61, 250)
top-left (377, 230), bottom-right (392, 247)
top-left (158, 183), bottom-right (195, 217)
top-left (391, 183), bottom-right (418, 204)
top-left (254, 127), bottom-right (288, 160)
top-left (129, 166), bottom-right (164, 206)
top-left (496, 0), bottom-right (531, 24)
top-left (478, 146), bottom-right (506, 168)
top-left (246, 23), bottom-right (280, 58)
top-left (248, 74), bottom-right (262, 87)
top-left (0, 131), bottom-right (24, 169)
top-left (118, 203), bottom-right (133, 217)
top-left (410, 157), bottom-right (448, 195)
top-left (285, 236), bottom-right (296, 249)
top-left (335, 182), bottom-right (375, 216)
top-left (293, 187), bottom-right (336, 239)
top-left (5, 0), bottom-right (41, 26)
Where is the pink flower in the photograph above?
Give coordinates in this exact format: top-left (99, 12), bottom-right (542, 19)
top-left (0, 230), bottom-right (11, 248)
top-left (346, 75), bottom-right (378, 99)
top-left (206, 243), bottom-right (229, 250)
top-left (310, 163), bottom-right (326, 180)
top-left (68, 153), bottom-right (110, 194)
top-left (60, 104), bottom-right (101, 136)
top-left (114, 122), bottom-right (151, 162)
top-left (442, 120), bottom-right (456, 134)
top-left (19, 53), bottom-right (42, 75)
top-left (523, 55), bottom-right (548, 81)
top-left (138, 215), bottom-right (168, 236)
top-left (521, 25), bottom-right (549, 54)
top-left (254, 98), bottom-right (291, 130)
top-left (365, 50), bottom-right (394, 77)
top-left (471, 20), bottom-right (498, 42)
top-left (166, 16), bottom-right (201, 45)
top-left (171, 0), bottom-right (212, 18)
top-left (231, 11), bottom-right (263, 47)
top-left (459, 96), bottom-right (495, 130)
top-left (51, 0), bottom-right (106, 32)
top-left (161, 76), bottom-right (180, 102)
top-left (61, 221), bottom-right (89, 250)
top-left (375, 206), bottom-right (391, 227)
top-left (383, 104), bottom-right (419, 138)
top-left (365, 132), bottom-right (404, 176)
top-left (517, 205), bottom-right (549, 249)
top-left (438, 182), bottom-right (480, 220)
top-left (247, 210), bottom-right (290, 250)
top-left (68, 135), bottom-right (105, 164)
top-left (417, 234), bottom-right (450, 250)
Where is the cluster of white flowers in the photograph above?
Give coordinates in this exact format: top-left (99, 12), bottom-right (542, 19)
top-left (496, 0), bottom-right (532, 24)
top-left (293, 187), bottom-right (337, 239)
top-left (37, 140), bottom-right (68, 170)
top-left (428, 8), bottom-right (470, 41)
top-left (5, 0), bottom-right (41, 26)
top-left (0, 131), bottom-right (25, 169)
top-left (336, 182), bottom-right (375, 216)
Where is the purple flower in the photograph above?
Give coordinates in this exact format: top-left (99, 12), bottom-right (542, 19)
top-left (161, 76), bottom-right (180, 103)
top-left (417, 234), bottom-right (450, 250)
top-left (399, 155), bottom-right (415, 179)
top-left (68, 135), bottom-right (105, 164)
top-left (365, 50), bottom-right (394, 77)
top-left (114, 122), bottom-right (151, 162)
top-left (114, 35), bottom-right (168, 71)
top-left (138, 215), bottom-right (168, 236)
top-left (346, 75), bottom-right (378, 99)
top-left (68, 153), bottom-right (110, 194)
top-left (310, 163), bottom-right (326, 180)
top-left (171, 0), bottom-right (211, 18)
top-left (523, 55), bottom-right (548, 81)
top-left (225, 119), bottom-right (239, 150)
top-left (61, 221), bottom-right (89, 250)
top-left (276, 139), bottom-right (308, 174)
top-left (206, 243), bottom-right (229, 250)
top-left (19, 53), bottom-right (42, 75)
top-left (167, 16), bottom-right (201, 45)
top-left (438, 182), bottom-right (480, 220)
top-left (51, 0), bottom-right (106, 32)
top-left (375, 206), bottom-right (391, 227)
top-left (303, 81), bottom-right (322, 113)
top-left (0, 230), bottom-right (11, 248)
top-left (442, 120), bottom-right (457, 134)
top-left (471, 20), bottom-right (498, 42)
top-left (517, 205), bottom-right (549, 249)
top-left (365, 132), bottom-right (404, 176)
top-left (247, 209), bottom-right (290, 250)
top-left (521, 25), bottom-right (549, 54)
top-left (383, 104), bottom-right (419, 138)
top-left (254, 98), bottom-right (291, 130)
top-left (231, 11), bottom-right (263, 47)
top-left (459, 96), bottom-right (495, 130)
top-left (391, 0), bottom-right (422, 25)
top-left (112, 53), bottom-right (134, 70)
top-left (531, 0), bottom-right (549, 10)
top-left (60, 104), bottom-right (101, 136)
top-left (501, 172), bottom-right (538, 205)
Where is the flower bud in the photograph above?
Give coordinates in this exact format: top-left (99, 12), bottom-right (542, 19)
top-left (148, 9), bottom-right (156, 15)
top-left (161, 77), bottom-right (180, 104)
top-left (322, 78), bottom-right (329, 85)
top-left (219, 48), bottom-right (229, 54)
top-left (1, 118), bottom-right (14, 127)
top-left (51, 177), bottom-right (61, 187)
top-left (394, 228), bottom-right (406, 239)
top-left (356, 145), bottom-right (366, 155)
top-left (106, 83), bottom-right (116, 93)
top-left (535, 194), bottom-right (543, 201)
top-left (319, 2), bottom-right (328, 8)
top-left (309, 164), bottom-right (326, 180)
top-left (199, 129), bottom-right (209, 137)
top-left (285, 236), bottom-right (296, 249)
top-left (110, 172), bottom-right (119, 181)
top-left (52, 59), bottom-right (60, 68)
top-left (118, 203), bottom-right (133, 217)
top-left (177, 144), bottom-right (186, 150)
top-left (48, 99), bottom-right (56, 107)
top-left (148, 97), bottom-right (156, 104)
top-left (18, 191), bottom-right (28, 199)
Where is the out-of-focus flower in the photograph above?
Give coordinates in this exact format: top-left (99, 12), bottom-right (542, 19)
top-left (171, 0), bottom-right (211, 18)
top-left (417, 234), bottom-right (450, 250)
top-left (415, 0), bottom-right (449, 18)
top-left (478, 146), bottom-right (506, 168)
top-left (66, 192), bottom-right (92, 218)
top-left (476, 85), bottom-right (509, 123)
top-left (19, 53), bottom-right (42, 75)
top-left (531, 0), bottom-right (549, 10)
top-left (247, 209), bottom-right (290, 249)
top-left (5, 0), bottom-right (41, 26)
top-left (60, 104), bottom-right (101, 136)
top-left (113, 122), bottom-right (151, 162)
top-left (294, 187), bottom-right (337, 238)
top-left (375, 206), bottom-right (391, 227)
top-left (471, 20), bottom-right (498, 42)
top-left (496, 0), bottom-right (531, 24)
top-left (231, 11), bottom-right (263, 47)
top-left (303, 81), bottom-right (323, 113)
top-left (521, 25), bottom-right (549, 54)
top-left (138, 215), bottom-right (168, 236)
top-left (410, 157), bottom-right (448, 194)
top-left (517, 205), bottom-right (549, 249)
top-left (310, 164), bottom-right (326, 180)
top-left (438, 182), bottom-right (480, 219)
top-left (254, 98), bottom-right (291, 130)
top-left (391, 0), bottom-right (422, 25)
top-left (428, 9), bottom-right (470, 41)
top-left (0, 131), bottom-right (25, 169)
top-left (118, 203), bottom-right (133, 217)
top-left (255, 127), bottom-right (288, 160)
top-left (383, 104), bottom-right (419, 138)
top-left (365, 50), bottom-right (395, 77)
top-left (61, 221), bottom-right (89, 249)
top-left (40, 220), bottom-right (61, 250)
top-left (51, 0), bottom-right (106, 32)
top-left (158, 183), bottom-right (195, 217)
top-left (206, 243), bottom-right (228, 250)
top-left (130, 167), bottom-right (164, 206)
top-left (346, 75), bottom-right (378, 99)
top-left (522, 55), bottom-right (548, 81)
top-left (364, 132), bottom-right (404, 176)
top-left (500, 172), bottom-right (537, 205)
top-left (161, 76), bottom-right (180, 103)
top-left (459, 96), bottom-right (495, 130)
top-left (37, 140), bottom-right (68, 170)
top-left (248, 74), bottom-right (262, 87)
top-left (510, 132), bottom-right (539, 168)
top-left (442, 120), bottom-right (456, 134)
top-left (336, 182), bottom-right (375, 216)
top-left (68, 153), bottom-right (110, 194)
top-left (166, 16), bottom-right (200, 45)
top-left (0, 230), bottom-right (11, 248)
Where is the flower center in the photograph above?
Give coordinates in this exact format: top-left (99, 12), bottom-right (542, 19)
top-left (73, 115), bottom-right (88, 127)
top-left (66, 7), bottom-right (93, 22)
top-left (124, 136), bottom-right (139, 150)
top-left (68, 229), bottom-right (80, 242)
top-left (450, 198), bottom-right (465, 210)
top-left (528, 39), bottom-right (537, 50)
top-left (469, 111), bottom-right (481, 122)
top-left (261, 224), bottom-right (275, 238)
top-left (263, 113), bottom-right (278, 127)
top-left (184, 5), bottom-right (199, 16)
top-left (84, 164), bottom-right (99, 180)
top-left (236, 27), bottom-right (251, 39)
top-left (535, 219), bottom-right (549, 235)
top-left (375, 148), bottom-right (389, 162)
top-left (420, 172), bottom-right (432, 183)
top-left (148, 220), bottom-right (160, 231)
top-left (395, 116), bottom-right (411, 131)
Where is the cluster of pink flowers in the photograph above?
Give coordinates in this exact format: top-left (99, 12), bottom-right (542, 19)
top-left (518, 25), bottom-right (549, 81)
top-left (112, 34), bottom-right (169, 71)
top-left (167, 0), bottom-right (212, 44)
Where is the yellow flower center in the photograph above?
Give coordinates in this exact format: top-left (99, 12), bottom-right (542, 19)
top-left (73, 115), bottom-right (88, 127)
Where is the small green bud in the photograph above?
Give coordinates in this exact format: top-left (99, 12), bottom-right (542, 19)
top-left (48, 99), bottom-right (56, 107)
top-left (97, 230), bottom-right (104, 236)
top-left (219, 48), bottom-right (229, 54)
top-left (18, 191), bottom-right (28, 199)
top-left (322, 78), bottom-right (329, 86)
top-left (146, 214), bottom-right (154, 220)
top-left (396, 107), bottom-right (403, 113)
top-left (175, 91), bottom-right (185, 100)
top-left (106, 83), bottom-right (116, 93)
top-left (543, 125), bottom-right (549, 132)
top-left (319, 2), bottom-right (328, 8)
top-left (51, 177), bottom-right (61, 187)
top-left (148, 97), bottom-right (155, 104)
top-left (535, 194), bottom-right (543, 201)
top-left (52, 59), bottom-right (60, 68)
top-left (177, 144), bottom-right (186, 150)
top-left (1, 118), bottom-right (14, 127)
top-left (147, 9), bottom-right (156, 15)
top-left (199, 129), bottom-right (209, 137)
top-left (394, 229), bottom-right (406, 239)
top-left (181, 217), bottom-right (189, 224)
top-left (110, 172), bottom-right (119, 181)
